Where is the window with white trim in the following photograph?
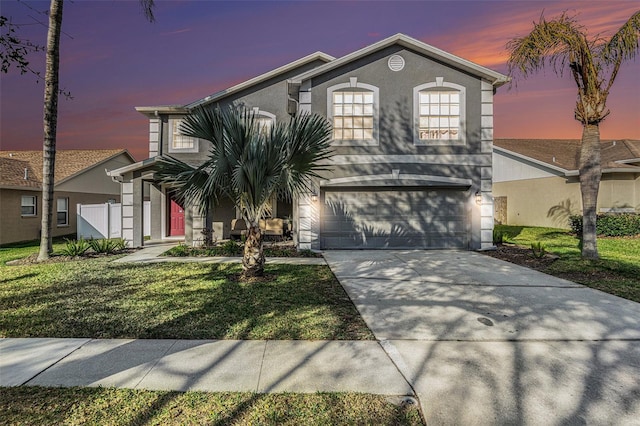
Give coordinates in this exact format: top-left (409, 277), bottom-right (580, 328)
top-left (57, 197), bottom-right (69, 226)
top-left (168, 118), bottom-right (199, 153)
top-left (418, 91), bottom-right (460, 140)
top-left (327, 79), bottom-right (379, 146)
top-left (332, 91), bottom-right (374, 141)
top-left (21, 195), bottom-right (36, 216)
top-left (413, 80), bottom-right (466, 145)
top-left (251, 108), bottom-right (276, 136)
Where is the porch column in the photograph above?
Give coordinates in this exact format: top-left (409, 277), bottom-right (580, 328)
top-left (190, 202), bottom-right (206, 247)
top-left (296, 191), bottom-right (320, 250)
top-left (121, 172), bottom-right (134, 247)
top-left (132, 176), bottom-right (145, 248)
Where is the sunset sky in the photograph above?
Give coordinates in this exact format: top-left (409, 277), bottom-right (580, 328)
top-left (1, 0), bottom-right (638, 161)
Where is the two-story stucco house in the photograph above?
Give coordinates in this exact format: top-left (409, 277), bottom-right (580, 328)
top-left (108, 34), bottom-right (509, 250)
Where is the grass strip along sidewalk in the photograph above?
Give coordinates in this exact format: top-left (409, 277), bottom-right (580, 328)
top-left (0, 387), bottom-right (424, 425)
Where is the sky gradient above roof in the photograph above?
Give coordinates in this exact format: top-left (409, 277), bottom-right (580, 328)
top-left (1, 0), bottom-right (639, 161)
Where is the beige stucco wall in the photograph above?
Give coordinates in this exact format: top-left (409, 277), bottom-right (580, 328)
top-left (492, 173), bottom-right (639, 229)
top-left (56, 153), bottom-right (133, 194)
top-left (599, 173), bottom-right (639, 211)
top-left (0, 189), bottom-right (121, 245)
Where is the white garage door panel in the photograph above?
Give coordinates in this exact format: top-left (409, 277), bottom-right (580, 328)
top-left (321, 189), bottom-right (469, 249)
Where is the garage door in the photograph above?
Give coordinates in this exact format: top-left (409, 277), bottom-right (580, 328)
top-left (321, 188), bottom-right (469, 249)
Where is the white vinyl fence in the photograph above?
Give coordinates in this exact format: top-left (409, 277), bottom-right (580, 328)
top-left (77, 202), bottom-right (150, 240)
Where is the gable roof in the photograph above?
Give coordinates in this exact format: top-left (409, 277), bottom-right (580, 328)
top-left (136, 51), bottom-right (335, 115)
top-left (290, 33), bottom-right (510, 87)
top-left (494, 139), bottom-right (640, 175)
top-left (0, 149), bottom-right (135, 189)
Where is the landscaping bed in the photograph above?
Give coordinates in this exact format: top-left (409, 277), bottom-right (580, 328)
top-left (485, 226), bottom-right (640, 303)
top-left (164, 240), bottom-right (322, 258)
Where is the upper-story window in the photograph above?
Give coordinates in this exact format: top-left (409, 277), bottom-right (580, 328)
top-left (418, 91), bottom-right (460, 140)
top-left (413, 79), bottom-right (466, 145)
top-left (251, 107), bottom-right (276, 136)
top-left (168, 118), bottom-right (199, 153)
top-left (327, 78), bottom-right (379, 146)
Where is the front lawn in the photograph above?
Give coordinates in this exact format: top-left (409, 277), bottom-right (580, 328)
top-left (494, 225), bottom-right (640, 302)
top-left (0, 244), bottom-right (373, 340)
top-left (0, 387), bottom-right (424, 425)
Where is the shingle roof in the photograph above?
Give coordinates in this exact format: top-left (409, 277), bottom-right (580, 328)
top-left (494, 139), bottom-right (640, 172)
top-left (0, 149), bottom-right (130, 189)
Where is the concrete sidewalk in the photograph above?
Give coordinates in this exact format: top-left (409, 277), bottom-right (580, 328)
top-left (1, 338), bottom-right (412, 395)
top-left (114, 243), bottom-right (326, 265)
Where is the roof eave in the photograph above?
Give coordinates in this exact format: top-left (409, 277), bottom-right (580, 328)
top-left (107, 156), bottom-right (161, 177)
top-left (135, 106), bottom-right (189, 117)
top-left (185, 51), bottom-right (335, 109)
top-left (493, 146), bottom-right (569, 175)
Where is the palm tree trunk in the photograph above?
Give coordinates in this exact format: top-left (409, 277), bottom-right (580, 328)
top-left (578, 123), bottom-right (601, 260)
top-left (38, 0), bottom-right (63, 261)
top-left (242, 224), bottom-right (265, 278)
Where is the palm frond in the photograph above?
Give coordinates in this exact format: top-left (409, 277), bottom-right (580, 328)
top-left (601, 10), bottom-right (640, 92)
top-left (506, 12), bottom-right (589, 80)
top-left (139, 0), bottom-right (155, 23)
top-left (155, 155), bottom-right (217, 214)
top-left (602, 10), bottom-right (640, 64)
top-left (157, 105), bottom-right (333, 225)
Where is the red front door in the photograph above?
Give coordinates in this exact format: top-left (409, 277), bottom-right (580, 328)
top-left (169, 199), bottom-right (185, 236)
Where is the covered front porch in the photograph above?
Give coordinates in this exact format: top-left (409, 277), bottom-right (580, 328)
top-left (107, 158), bottom-right (293, 248)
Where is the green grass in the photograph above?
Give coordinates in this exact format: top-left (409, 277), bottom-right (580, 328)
top-left (0, 387), bottom-right (424, 425)
top-left (496, 225), bottom-right (640, 302)
top-left (0, 244), bottom-right (373, 340)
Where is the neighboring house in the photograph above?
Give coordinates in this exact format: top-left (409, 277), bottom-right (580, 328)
top-left (108, 33), bottom-right (509, 250)
top-left (0, 149), bottom-right (136, 245)
top-left (493, 139), bottom-right (640, 229)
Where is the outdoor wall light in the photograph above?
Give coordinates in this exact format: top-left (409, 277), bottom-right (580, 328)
top-left (475, 191), bottom-right (482, 205)
top-left (311, 191), bottom-right (318, 202)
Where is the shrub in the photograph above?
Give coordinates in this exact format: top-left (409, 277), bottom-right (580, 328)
top-left (60, 238), bottom-right (91, 256)
top-left (165, 244), bottom-right (190, 257)
top-left (88, 238), bottom-right (120, 254)
top-left (215, 240), bottom-right (242, 256)
top-left (493, 229), bottom-right (504, 245)
top-left (111, 238), bottom-right (128, 251)
top-left (531, 241), bottom-right (546, 259)
top-left (569, 213), bottom-right (640, 237)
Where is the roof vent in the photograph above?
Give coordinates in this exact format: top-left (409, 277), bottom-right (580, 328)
top-left (24, 168), bottom-right (28, 180)
top-left (388, 55), bottom-right (405, 72)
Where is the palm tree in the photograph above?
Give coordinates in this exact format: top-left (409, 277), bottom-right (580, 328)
top-left (37, 0), bottom-right (64, 261)
top-left (506, 10), bottom-right (640, 260)
top-left (156, 106), bottom-right (333, 278)
top-left (37, 0), bottom-right (155, 260)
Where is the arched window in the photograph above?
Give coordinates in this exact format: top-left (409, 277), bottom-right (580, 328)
top-left (327, 78), bottom-right (379, 146)
top-left (413, 79), bottom-right (466, 145)
top-left (251, 107), bottom-right (276, 135)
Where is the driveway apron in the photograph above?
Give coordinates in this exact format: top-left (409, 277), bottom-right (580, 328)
top-left (324, 250), bottom-right (640, 425)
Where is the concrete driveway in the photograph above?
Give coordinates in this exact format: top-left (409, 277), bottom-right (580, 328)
top-left (324, 250), bottom-right (640, 425)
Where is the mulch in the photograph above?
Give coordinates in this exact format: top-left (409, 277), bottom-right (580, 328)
top-left (482, 244), bottom-right (559, 271)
